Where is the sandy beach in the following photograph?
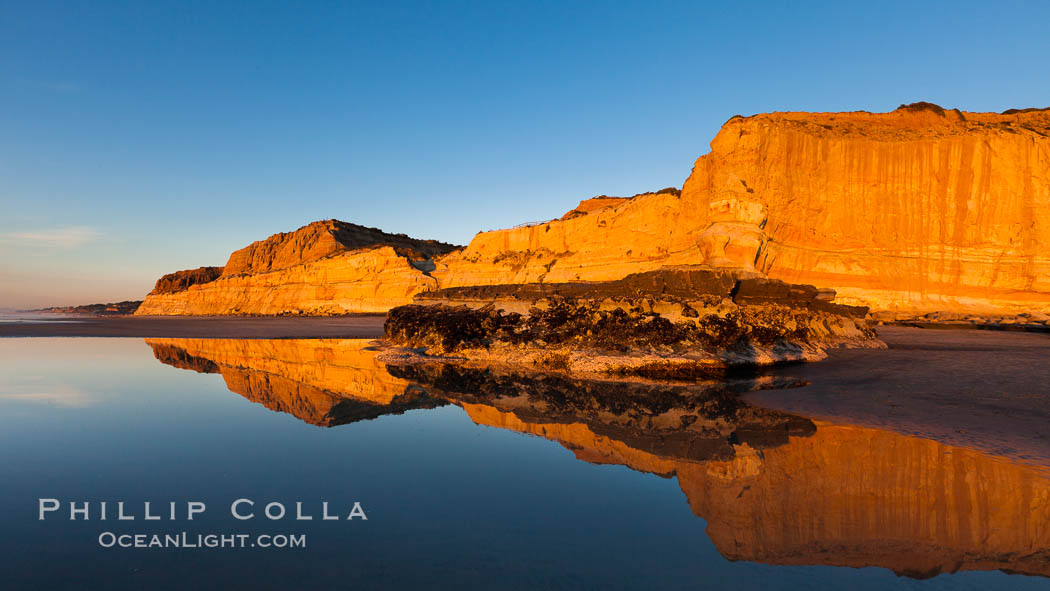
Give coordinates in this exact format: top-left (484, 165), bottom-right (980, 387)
top-left (0, 315), bottom-right (387, 338)
top-left (751, 325), bottom-right (1050, 471)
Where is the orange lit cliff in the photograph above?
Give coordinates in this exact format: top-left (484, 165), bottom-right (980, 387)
top-left (136, 220), bottom-right (459, 316)
top-left (141, 105), bottom-right (1050, 317)
top-left (435, 105), bottom-right (1050, 316)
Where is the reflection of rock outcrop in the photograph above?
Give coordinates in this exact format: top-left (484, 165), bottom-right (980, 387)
top-left (148, 338), bottom-right (443, 426)
top-left (389, 363), bottom-right (814, 465)
top-left (394, 363), bottom-right (1050, 579)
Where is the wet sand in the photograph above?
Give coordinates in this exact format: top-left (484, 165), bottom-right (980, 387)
top-left (750, 325), bottom-right (1050, 470)
top-left (0, 315), bottom-right (387, 338)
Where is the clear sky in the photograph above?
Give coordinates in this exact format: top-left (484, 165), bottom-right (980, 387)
top-left (1, 0), bottom-right (1048, 308)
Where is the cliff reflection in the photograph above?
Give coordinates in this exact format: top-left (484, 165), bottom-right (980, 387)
top-left (147, 338), bottom-right (443, 426)
top-left (148, 338), bottom-right (1050, 579)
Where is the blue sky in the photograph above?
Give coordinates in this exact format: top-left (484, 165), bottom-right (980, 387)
top-left (1, 0), bottom-right (1048, 307)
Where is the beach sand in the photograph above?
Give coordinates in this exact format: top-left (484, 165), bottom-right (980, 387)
top-left (750, 325), bottom-right (1050, 471)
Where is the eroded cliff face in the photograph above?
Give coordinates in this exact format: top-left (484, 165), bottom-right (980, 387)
top-left (433, 106), bottom-right (1050, 316)
top-left (137, 247), bottom-right (441, 315)
top-left (147, 338), bottom-right (443, 425)
top-left (221, 219), bottom-right (457, 277)
top-left (139, 106), bottom-right (1050, 317)
top-left (431, 188), bottom-right (698, 287)
top-left (684, 106), bottom-right (1050, 315)
top-left (136, 220), bottom-right (460, 316)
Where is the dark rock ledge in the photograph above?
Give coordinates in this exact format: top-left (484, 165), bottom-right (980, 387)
top-left (381, 267), bottom-right (883, 378)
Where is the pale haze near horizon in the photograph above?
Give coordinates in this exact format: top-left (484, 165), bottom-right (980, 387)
top-left (1, 1), bottom-right (1048, 309)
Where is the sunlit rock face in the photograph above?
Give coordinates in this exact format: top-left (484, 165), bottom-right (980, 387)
top-left (147, 338), bottom-right (443, 426)
top-left (137, 106), bottom-right (1049, 317)
top-left (684, 106), bottom-right (1050, 316)
top-left (431, 188), bottom-right (700, 287)
top-left (433, 106), bottom-right (1050, 316)
top-left (136, 220), bottom-right (460, 315)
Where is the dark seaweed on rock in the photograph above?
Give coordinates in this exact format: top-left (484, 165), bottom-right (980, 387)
top-left (385, 297), bottom-right (860, 356)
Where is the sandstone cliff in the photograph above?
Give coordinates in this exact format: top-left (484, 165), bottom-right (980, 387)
top-left (140, 105), bottom-right (1050, 317)
top-left (221, 219), bottom-right (456, 277)
top-left (432, 105), bottom-right (1050, 316)
top-left (137, 220), bottom-right (460, 315)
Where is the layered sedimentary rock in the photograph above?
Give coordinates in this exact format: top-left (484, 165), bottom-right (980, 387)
top-left (219, 220), bottom-right (455, 277)
top-left (137, 220), bottom-right (460, 315)
top-left (148, 338), bottom-right (443, 426)
top-left (433, 105), bottom-right (1050, 316)
top-left (139, 105), bottom-right (1050, 317)
top-left (431, 187), bottom-right (694, 287)
top-left (384, 268), bottom-right (880, 376)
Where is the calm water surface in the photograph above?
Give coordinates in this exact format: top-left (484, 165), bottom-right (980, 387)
top-left (1, 337), bottom-right (1048, 590)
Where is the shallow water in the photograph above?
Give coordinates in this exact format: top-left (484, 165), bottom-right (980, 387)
top-left (1, 336), bottom-right (1049, 590)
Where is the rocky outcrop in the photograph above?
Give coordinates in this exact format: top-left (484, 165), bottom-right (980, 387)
top-left (383, 268), bottom-right (881, 376)
top-left (148, 338), bottom-right (443, 426)
top-left (136, 220), bottom-right (461, 315)
top-left (431, 105), bottom-right (1050, 317)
